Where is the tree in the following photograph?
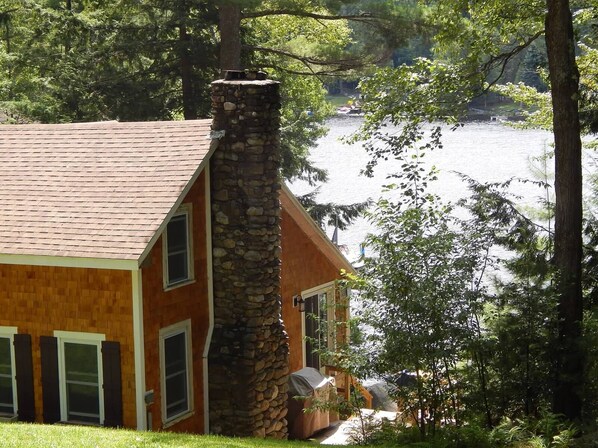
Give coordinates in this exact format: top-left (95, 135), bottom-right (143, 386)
top-left (214, 0), bottom-right (405, 227)
top-left (352, 154), bottom-right (491, 435)
top-left (216, 0), bottom-right (416, 75)
top-left (458, 174), bottom-right (557, 424)
top-left (0, 0), bottom-right (219, 122)
top-left (218, 1), bottom-right (242, 72)
top-left (355, 0), bottom-right (590, 421)
top-left (545, 0), bottom-right (584, 420)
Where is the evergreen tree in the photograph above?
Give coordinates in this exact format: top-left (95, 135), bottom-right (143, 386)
top-left (354, 0), bottom-right (591, 421)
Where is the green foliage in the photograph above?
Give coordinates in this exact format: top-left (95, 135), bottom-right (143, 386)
top-left (488, 8), bottom-right (598, 136)
top-left (581, 217), bottom-right (598, 421)
top-left (0, 0), bottom-right (218, 122)
top-left (250, 6), bottom-right (353, 65)
top-left (578, 43), bottom-right (598, 135)
top-left (353, 421), bottom-right (496, 448)
top-left (344, 414), bottom-right (579, 447)
top-left (430, 0), bottom-right (545, 67)
top-left (456, 174), bottom-right (557, 423)
top-left (352, 0), bottom-right (598, 430)
top-left (515, 40), bottom-right (548, 91)
top-left (243, 0), bottom-right (421, 75)
top-left (297, 188), bottom-right (370, 230)
top-left (274, 70), bottom-right (334, 184)
top-left (489, 414), bottom-right (578, 448)
top-left (351, 150), bottom-right (493, 435)
top-left (491, 83), bottom-right (552, 130)
top-left (348, 128), bottom-right (567, 432)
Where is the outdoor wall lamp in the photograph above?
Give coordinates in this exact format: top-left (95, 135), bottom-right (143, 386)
top-left (293, 295), bottom-right (305, 312)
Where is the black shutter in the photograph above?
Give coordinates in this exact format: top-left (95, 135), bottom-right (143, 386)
top-left (40, 336), bottom-right (60, 423)
top-left (13, 334), bottom-right (35, 422)
top-left (101, 340), bottom-right (123, 427)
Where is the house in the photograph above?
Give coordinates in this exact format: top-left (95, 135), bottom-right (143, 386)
top-left (0, 71), bottom-right (354, 438)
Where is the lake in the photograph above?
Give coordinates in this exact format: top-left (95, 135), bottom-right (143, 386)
top-left (289, 116), bottom-right (555, 262)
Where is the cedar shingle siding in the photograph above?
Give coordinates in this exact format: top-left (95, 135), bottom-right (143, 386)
top-left (0, 265), bottom-right (136, 426)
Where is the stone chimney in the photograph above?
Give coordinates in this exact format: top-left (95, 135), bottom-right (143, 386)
top-left (208, 71), bottom-right (289, 438)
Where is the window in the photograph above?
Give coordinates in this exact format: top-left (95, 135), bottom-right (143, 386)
top-left (0, 327), bottom-right (17, 418)
top-left (303, 284), bottom-right (336, 371)
top-left (163, 205), bottom-right (194, 288)
top-left (159, 320), bottom-right (193, 424)
top-left (55, 331), bottom-right (105, 425)
top-left (41, 334), bottom-right (121, 427)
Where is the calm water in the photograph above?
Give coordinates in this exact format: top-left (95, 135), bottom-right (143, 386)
top-left (289, 116), bottom-right (555, 262)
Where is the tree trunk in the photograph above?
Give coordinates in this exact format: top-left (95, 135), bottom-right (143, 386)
top-left (65, 0), bottom-right (72, 54)
top-left (545, 0), bottom-right (584, 421)
top-left (176, 0), bottom-right (196, 120)
top-left (218, 3), bottom-right (242, 73)
top-left (179, 22), bottom-right (196, 120)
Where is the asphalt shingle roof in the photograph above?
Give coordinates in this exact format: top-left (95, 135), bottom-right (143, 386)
top-left (0, 120), bottom-right (214, 262)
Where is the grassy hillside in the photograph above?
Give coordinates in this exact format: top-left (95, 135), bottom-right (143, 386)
top-left (0, 423), bottom-right (319, 448)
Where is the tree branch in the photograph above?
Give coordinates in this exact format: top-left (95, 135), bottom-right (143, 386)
top-left (245, 44), bottom-right (392, 75)
top-left (242, 9), bottom-right (381, 24)
top-left (245, 44), bottom-right (364, 69)
top-left (481, 30), bottom-right (545, 90)
top-left (259, 63), bottom-right (347, 78)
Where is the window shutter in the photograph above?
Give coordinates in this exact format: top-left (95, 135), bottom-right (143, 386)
top-left (40, 336), bottom-right (60, 424)
top-left (101, 340), bottom-right (123, 427)
top-left (13, 334), bottom-right (35, 422)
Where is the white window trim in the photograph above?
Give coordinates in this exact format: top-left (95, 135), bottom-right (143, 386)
top-left (159, 319), bottom-right (194, 427)
top-left (301, 282), bottom-right (336, 371)
top-left (162, 203), bottom-right (195, 290)
top-left (54, 330), bottom-right (106, 425)
top-left (0, 326), bottom-right (18, 420)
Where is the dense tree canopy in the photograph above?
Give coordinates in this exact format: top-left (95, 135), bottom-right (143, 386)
top-left (0, 0), bottom-right (219, 121)
top-left (351, 0), bottom-right (595, 422)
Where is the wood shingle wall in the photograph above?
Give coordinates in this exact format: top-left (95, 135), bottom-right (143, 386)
top-left (141, 171), bottom-right (210, 433)
top-left (0, 264), bottom-right (136, 426)
top-left (280, 208), bottom-right (345, 373)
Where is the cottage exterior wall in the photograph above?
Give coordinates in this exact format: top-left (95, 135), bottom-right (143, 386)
top-left (141, 171), bottom-right (210, 433)
top-left (280, 208), bottom-right (344, 373)
top-left (0, 264), bottom-right (136, 426)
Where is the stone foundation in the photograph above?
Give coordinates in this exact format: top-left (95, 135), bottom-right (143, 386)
top-left (208, 71), bottom-right (289, 438)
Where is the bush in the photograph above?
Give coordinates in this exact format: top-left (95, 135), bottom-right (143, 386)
top-left (356, 422), bottom-right (494, 448)
top-left (353, 413), bottom-right (580, 448)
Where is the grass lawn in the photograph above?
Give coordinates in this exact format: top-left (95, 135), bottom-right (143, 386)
top-left (325, 94), bottom-right (353, 108)
top-left (0, 423), bottom-right (320, 448)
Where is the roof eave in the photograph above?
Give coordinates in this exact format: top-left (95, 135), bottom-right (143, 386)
top-left (135, 134), bottom-right (222, 268)
top-left (0, 253), bottom-right (138, 271)
top-left (280, 184), bottom-right (356, 275)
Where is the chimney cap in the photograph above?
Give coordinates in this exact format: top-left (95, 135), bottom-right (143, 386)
top-left (224, 70), bottom-right (268, 81)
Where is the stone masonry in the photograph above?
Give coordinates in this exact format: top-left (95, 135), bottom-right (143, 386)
top-left (208, 71), bottom-right (290, 438)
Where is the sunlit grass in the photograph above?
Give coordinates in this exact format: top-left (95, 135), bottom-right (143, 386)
top-left (0, 423), bottom-right (319, 448)
top-left (325, 94), bottom-right (352, 108)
